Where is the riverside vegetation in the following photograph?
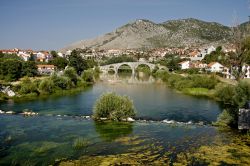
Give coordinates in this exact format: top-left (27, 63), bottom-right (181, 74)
top-left (0, 49), bottom-right (100, 102)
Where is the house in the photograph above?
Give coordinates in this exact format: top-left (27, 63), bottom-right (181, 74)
top-left (37, 64), bottom-right (56, 75)
top-left (192, 61), bottom-right (207, 69)
top-left (18, 51), bottom-right (30, 61)
top-left (207, 62), bottom-right (224, 73)
top-left (178, 61), bottom-right (191, 70)
top-left (189, 46), bottom-right (216, 61)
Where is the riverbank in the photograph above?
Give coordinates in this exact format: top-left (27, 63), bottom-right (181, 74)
top-left (0, 68), bottom-right (99, 103)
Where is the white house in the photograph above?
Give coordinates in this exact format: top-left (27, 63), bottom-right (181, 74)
top-left (178, 61), bottom-right (191, 70)
top-left (18, 51), bottom-right (30, 61)
top-left (207, 62), bottom-right (224, 73)
top-left (37, 64), bottom-right (56, 75)
top-left (189, 46), bottom-right (216, 61)
top-left (57, 52), bottom-right (65, 58)
top-left (206, 46), bottom-right (216, 55)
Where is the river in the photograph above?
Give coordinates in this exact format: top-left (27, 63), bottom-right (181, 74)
top-left (0, 73), bottom-right (227, 165)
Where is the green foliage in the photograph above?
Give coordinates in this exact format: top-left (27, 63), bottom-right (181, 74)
top-left (63, 67), bottom-right (78, 86)
top-left (215, 84), bottom-right (235, 105)
top-left (68, 50), bottom-right (88, 75)
top-left (164, 74), bottom-right (219, 91)
top-left (22, 61), bottom-right (38, 77)
top-left (93, 93), bottom-right (136, 121)
top-left (214, 109), bottom-right (237, 127)
top-left (39, 79), bottom-right (55, 94)
top-left (81, 69), bottom-right (95, 83)
top-left (18, 77), bottom-right (39, 95)
top-left (50, 74), bottom-right (73, 90)
top-left (182, 68), bottom-right (200, 74)
top-left (2, 59), bottom-right (23, 81)
top-left (164, 54), bottom-right (181, 71)
top-left (0, 53), bottom-right (38, 81)
top-left (102, 55), bottom-right (136, 65)
top-left (50, 50), bottom-right (58, 58)
top-left (50, 57), bottom-right (68, 70)
top-left (214, 81), bottom-right (250, 128)
top-left (233, 81), bottom-right (250, 108)
top-left (136, 65), bottom-right (151, 74)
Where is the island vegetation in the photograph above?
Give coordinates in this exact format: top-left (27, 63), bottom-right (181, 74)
top-left (93, 92), bottom-right (136, 121)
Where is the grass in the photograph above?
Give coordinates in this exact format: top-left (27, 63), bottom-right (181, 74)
top-left (182, 88), bottom-right (214, 97)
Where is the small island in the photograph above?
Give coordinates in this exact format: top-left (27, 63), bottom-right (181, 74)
top-left (93, 92), bottom-right (136, 121)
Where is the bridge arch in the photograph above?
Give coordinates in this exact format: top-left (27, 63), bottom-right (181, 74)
top-left (99, 62), bottom-right (168, 75)
top-left (134, 63), bottom-right (154, 72)
top-left (117, 63), bottom-right (133, 74)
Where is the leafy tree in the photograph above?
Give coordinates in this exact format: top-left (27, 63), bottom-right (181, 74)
top-left (162, 54), bottom-right (181, 70)
top-left (3, 59), bottom-right (22, 81)
top-left (102, 55), bottom-right (136, 65)
top-left (68, 50), bottom-right (88, 75)
top-left (0, 51), bottom-right (4, 58)
top-left (28, 53), bottom-right (36, 61)
top-left (50, 50), bottom-right (58, 58)
top-left (50, 57), bottom-right (68, 70)
top-left (82, 69), bottom-right (94, 83)
top-left (50, 74), bottom-right (72, 89)
top-left (22, 61), bottom-right (38, 77)
top-left (63, 67), bottom-right (78, 86)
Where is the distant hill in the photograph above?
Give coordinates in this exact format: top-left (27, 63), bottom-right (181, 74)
top-left (61, 18), bottom-right (249, 52)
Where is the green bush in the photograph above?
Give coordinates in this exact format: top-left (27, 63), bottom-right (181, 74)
top-left (93, 93), bottom-right (136, 121)
top-left (50, 74), bottom-right (73, 90)
top-left (63, 67), bottom-right (78, 86)
top-left (18, 77), bottom-right (39, 95)
top-left (215, 84), bottom-right (235, 105)
top-left (39, 79), bottom-right (55, 94)
top-left (82, 69), bottom-right (94, 83)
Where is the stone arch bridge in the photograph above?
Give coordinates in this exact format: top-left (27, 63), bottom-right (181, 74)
top-left (99, 62), bottom-right (167, 75)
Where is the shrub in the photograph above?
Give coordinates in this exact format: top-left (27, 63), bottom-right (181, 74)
top-left (50, 74), bottom-right (72, 90)
top-left (214, 109), bottom-right (234, 127)
top-left (93, 93), bottom-right (136, 121)
top-left (82, 69), bottom-right (94, 83)
top-left (63, 67), bottom-right (78, 86)
top-left (18, 77), bottom-right (39, 95)
top-left (215, 84), bottom-right (235, 105)
top-left (39, 79), bottom-right (55, 94)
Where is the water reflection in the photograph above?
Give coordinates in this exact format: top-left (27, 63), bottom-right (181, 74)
top-left (94, 121), bottom-right (133, 142)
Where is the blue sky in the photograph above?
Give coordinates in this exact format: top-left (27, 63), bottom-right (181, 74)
top-left (0, 0), bottom-right (249, 50)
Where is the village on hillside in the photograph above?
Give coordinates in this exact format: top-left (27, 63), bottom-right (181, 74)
top-left (1, 44), bottom-right (249, 79)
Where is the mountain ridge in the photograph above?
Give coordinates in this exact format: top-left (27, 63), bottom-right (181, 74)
top-left (61, 18), bottom-right (248, 52)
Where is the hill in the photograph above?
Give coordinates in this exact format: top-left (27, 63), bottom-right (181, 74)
top-left (61, 18), bottom-right (238, 52)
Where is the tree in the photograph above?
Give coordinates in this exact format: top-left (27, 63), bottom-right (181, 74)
top-left (50, 50), bottom-right (58, 58)
top-left (22, 61), bottom-right (38, 77)
top-left (50, 57), bottom-right (68, 70)
top-left (3, 59), bottom-right (22, 81)
top-left (63, 67), bottom-right (78, 86)
top-left (68, 50), bottom-right (88, 75)
top-left (230, 14), bottom-right (249, 80)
